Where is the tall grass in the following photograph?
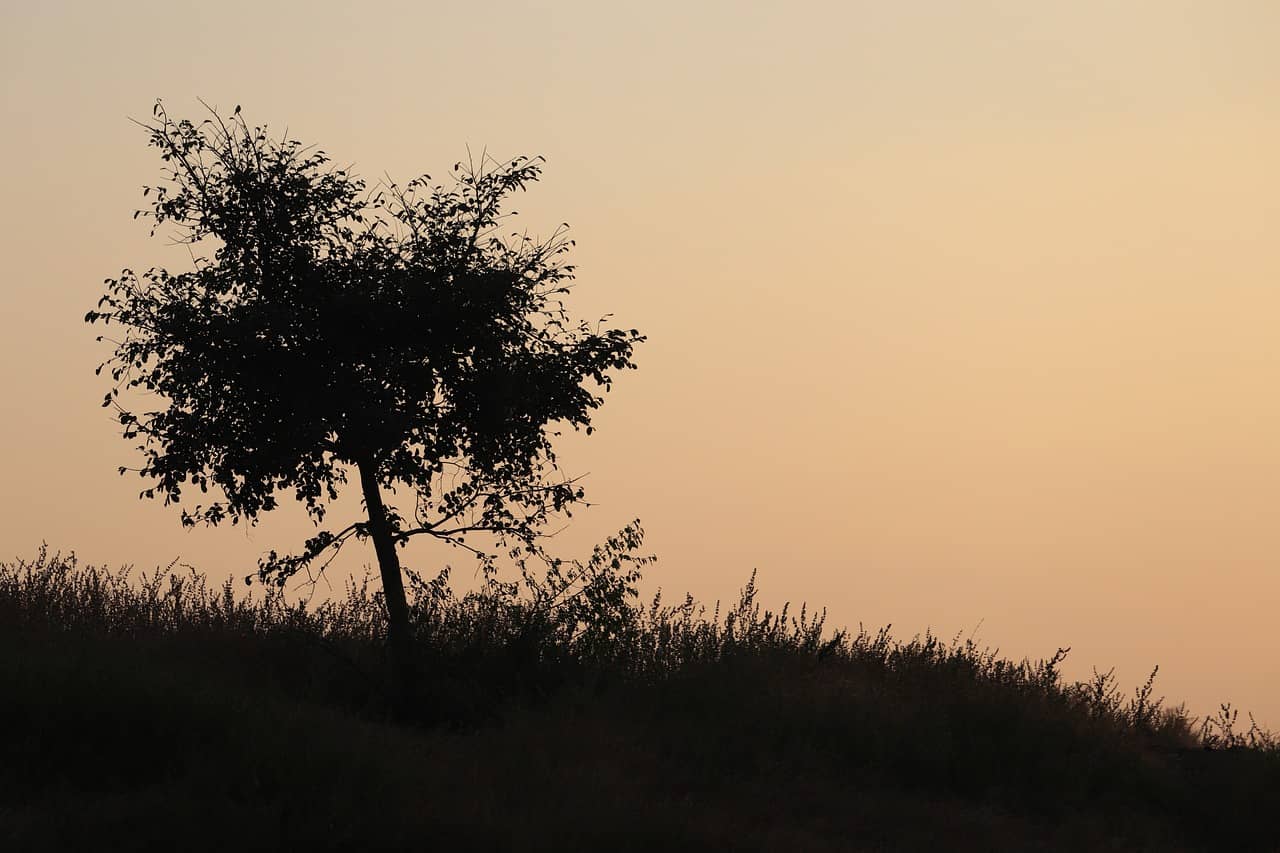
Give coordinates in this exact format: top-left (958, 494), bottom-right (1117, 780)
top-left (3, 543), bottom-right (1279, 851)
top-left (2, 542), bottom-right (1271, 752)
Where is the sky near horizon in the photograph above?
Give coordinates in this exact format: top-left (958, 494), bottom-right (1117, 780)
top-left (3, 1), bottom-right (1280, 726)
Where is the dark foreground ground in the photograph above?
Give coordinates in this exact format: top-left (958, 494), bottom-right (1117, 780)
top-left (2, 550), bottom-right (1277, 852)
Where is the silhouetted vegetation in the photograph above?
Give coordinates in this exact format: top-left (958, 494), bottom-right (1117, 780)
top-left (85, 101), bottom-right (643, 688)
top-left (61, 100), bottom-right (1278, 850)
top-left (3, 546), bottom-right (1277, 851)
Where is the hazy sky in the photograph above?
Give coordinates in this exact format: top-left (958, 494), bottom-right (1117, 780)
top-left (3, 1), bottom-right (1279, 726)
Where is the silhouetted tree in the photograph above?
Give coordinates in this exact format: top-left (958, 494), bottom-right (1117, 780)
top-left (86, 101), bottom-right (643, 692)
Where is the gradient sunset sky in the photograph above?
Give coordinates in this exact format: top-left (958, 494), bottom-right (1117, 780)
top-left (3, 1), bottom-right (1279, 726)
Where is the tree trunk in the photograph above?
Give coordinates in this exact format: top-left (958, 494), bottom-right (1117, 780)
top-left (356, 454), bottom-right (415, 708)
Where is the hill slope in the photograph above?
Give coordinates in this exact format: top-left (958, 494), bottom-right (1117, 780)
top-left (2, 550), bottom-right (1276, 852)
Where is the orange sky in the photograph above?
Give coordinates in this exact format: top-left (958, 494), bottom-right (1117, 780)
top-left (3, 1), bottom-right (1279, 727)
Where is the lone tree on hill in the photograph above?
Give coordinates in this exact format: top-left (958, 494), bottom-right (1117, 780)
top-left (86, 101), bottom-right (644, 682)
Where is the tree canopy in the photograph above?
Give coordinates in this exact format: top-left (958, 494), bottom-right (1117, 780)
top-left (87, 102), bottom-right (644, 661)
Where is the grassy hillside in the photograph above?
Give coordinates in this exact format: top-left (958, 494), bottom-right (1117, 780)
top-left (1, 548), bottom-right (1276, 852)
